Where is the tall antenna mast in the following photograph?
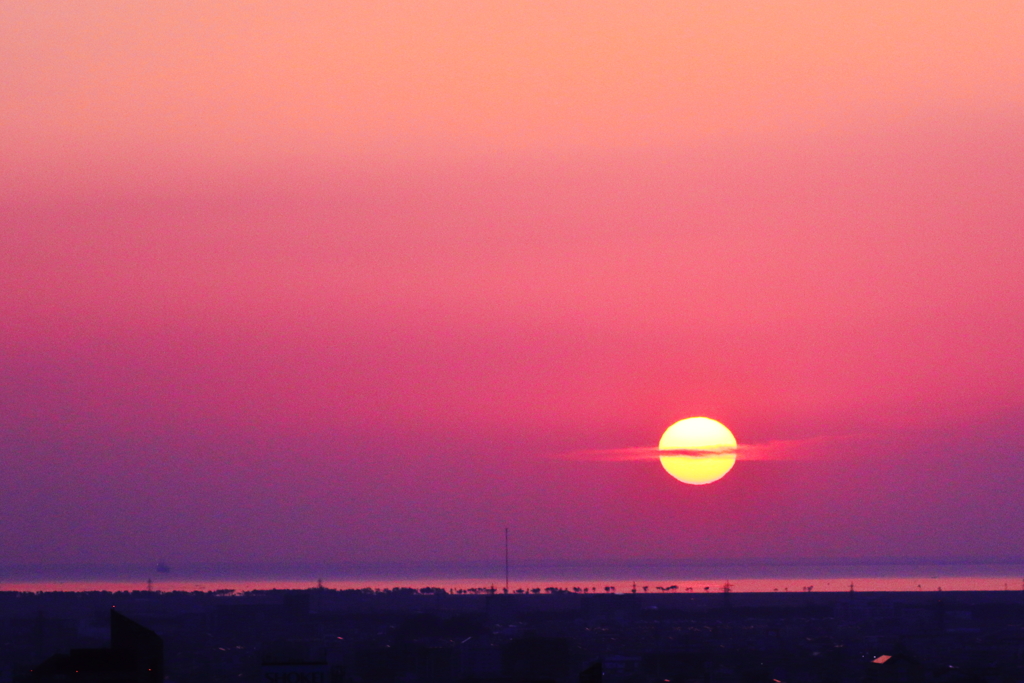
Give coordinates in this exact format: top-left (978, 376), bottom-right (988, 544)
top-left (505, 527), bottom-right (510, 593)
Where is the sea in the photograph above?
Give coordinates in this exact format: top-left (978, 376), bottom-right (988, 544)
top-left (3, 562), bottom-right (1024, 594)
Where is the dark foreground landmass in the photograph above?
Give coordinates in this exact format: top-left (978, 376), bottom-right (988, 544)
top-left (4, 588), bottom-right (1024, 683)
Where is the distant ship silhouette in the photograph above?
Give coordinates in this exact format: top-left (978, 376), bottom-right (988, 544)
top-left (156, 561), bottom-right (170, 574)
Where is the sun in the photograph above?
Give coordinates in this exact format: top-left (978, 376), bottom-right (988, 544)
top-left (658, 417), bottom-right (737, 485)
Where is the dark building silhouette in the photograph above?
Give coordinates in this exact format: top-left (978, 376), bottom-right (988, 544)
top-left (579, 661), bottom-right (602, 683)
top-left (27, 610), bottom-right (162, 683)
top-left (7, 588), bottom-right (1024, 683)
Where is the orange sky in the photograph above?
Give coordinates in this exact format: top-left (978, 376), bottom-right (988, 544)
top-left (2, 0), bottom-right (1023, 181)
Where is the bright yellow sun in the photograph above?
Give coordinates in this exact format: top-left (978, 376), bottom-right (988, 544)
top-left (658, 417), bottom-right (737, 485)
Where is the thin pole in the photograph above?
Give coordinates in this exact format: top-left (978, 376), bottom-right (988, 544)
top-left (505, 527), bottom-right (509, 593)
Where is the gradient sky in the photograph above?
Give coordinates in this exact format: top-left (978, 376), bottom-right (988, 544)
top-left (2, 1), bottom-right (1024, 571)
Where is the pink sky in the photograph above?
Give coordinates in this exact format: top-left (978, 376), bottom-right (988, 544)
top-left (1, 1), bottom-right (1023, 571)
